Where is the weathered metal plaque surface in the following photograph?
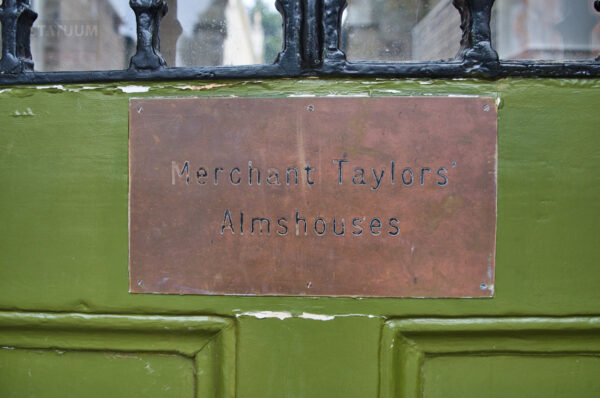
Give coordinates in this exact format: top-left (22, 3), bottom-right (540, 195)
top-left (129, 97), bottom-right (497, 297)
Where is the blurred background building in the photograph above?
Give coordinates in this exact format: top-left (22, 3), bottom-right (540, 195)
top-left (28, 0), bottom-right (282, 71)
top-left (342, 0), bottom-right (460, 61)
top-left (342, 0), bottom-right (600, 61)
top-left (491, 0), bottom-right (600, 60)
top-left (30, 0), bottom-right (133, 71)
top-left (176, 0), bottom-right (265, 66)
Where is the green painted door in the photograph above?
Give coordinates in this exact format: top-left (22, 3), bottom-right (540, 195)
top-left (1, 77), bottom-right (599, 397)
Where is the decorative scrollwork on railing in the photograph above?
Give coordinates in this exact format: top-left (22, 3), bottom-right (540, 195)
top-left (0, 0), bottom-right (37, 74)
top-left (129, 0), bottom-right (168, 71)
top-left (453, 0), bottom-right (498, 64)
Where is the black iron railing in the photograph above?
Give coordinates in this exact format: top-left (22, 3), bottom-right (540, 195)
top-left (0, 0), bottom-right (599, 85)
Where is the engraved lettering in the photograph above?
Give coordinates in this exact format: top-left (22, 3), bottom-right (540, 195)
top-left (230, 167), bottom-right (241, 185)
top-left (353, 168), bottom-right (366, 185)
top-left (221, 210), bottom-right (234, 234)
top-left (171, 160), bottom-right (190, 185)
top-left (314, 217), bottom-right (326, 236)
top-left (169, 160), bottom-right (450, 189)
top-left (277, 217), bottom-right (289, 235)
top-left (351, 217), bottom-right (364, 236)
top-left (267, 168), bottom-right (281, 185)
top-left (388, 218), bottom-right (400, 236)
top-left (304, 164), bottom-right (316, 185)
top-left (214, 167), bottom-right (224, 185)
top-left (251, 217), bottom-right (271, 235)
top-left (196, 167), bottom-right (208, 184)
top-left (333, 159), bottom-right (348, 184)
top-left (371, 168), bottom-right (385, 191)
top-left (369, 218), bottom-right (382, 236)
top-left (333, 218), bottom-right (345, 236)
top-left (437, 167), bottom-right (448, 186)
top-left (217, 213), bottom-right (401, 238)
top-left (420, 168), bottom-right (431, 186)
top-left (295, 211), bottom-right (307, 236)
top-left (248, 161), bottom-right (261, 185)
top-left (170, 161), bottom-right (453, 240)
top-left (402, 168), bottom-right (413, 186)
top-left (286, 167), bottom-right (299, 185)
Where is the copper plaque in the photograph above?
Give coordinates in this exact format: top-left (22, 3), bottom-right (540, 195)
top-left (129, 97), bottom-right (497, 297)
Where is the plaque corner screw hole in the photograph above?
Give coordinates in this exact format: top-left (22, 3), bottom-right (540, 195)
top-left (480, 282), bottom-right (487, 290)
top-left (137, 106), bottom-right (143, 114)
top-left (137, 280), bottom-right (143, 287)
top-left (452, 161), bottom-right (457, 168)
top-left (307, 104), bottom-right (315, 112)
top-left (482, 104), bottom-right (490, 112)
top-left (306, 281), bottom-right (312, 288)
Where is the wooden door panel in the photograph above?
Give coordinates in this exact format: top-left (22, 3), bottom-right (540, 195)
top-left (0, 312), bottom-right (235, 398)
top-left (0, 78), bottom-right (599, 397)
top-left (422, 355), bottom-right (600, 398)
top-left (0, 349), bottom-right (195, 398)
top-left (381, 318), bottom-right (600, 398)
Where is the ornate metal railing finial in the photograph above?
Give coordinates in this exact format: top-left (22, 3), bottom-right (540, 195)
top-left (129, 0), bottom-right (168, 70)
top-left (0, 0), bottom-right (37, 74)
top-left (453, 0), bottom-right (498, 65)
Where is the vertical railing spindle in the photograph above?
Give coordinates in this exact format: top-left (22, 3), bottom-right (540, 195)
top-left (453, 0), bottom-right (498, 64)
top-left (0, 0), bottom-right (37, 74)
top-left (321, 0), bottom-right (346, 63)
top-left (129, 0), bottom-right (168, 70)
top-left (276, 0), bottom-right (303, 72)
top-left (302, 0), bottom-right (322, 66)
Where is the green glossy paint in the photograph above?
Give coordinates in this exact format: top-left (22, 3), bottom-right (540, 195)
top-left (0, 350), bottom-right (195, 398)
top-left (0, 312), bottom-right (235, 397)
top-left (380, 318), bottom-right (600, 398)
top-left (423, 355), bottom-right (600, 398)
top-left (0, 78), bottom-right (599, 397)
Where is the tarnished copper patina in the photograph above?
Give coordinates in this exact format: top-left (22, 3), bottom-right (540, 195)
top-left (129, 97), bottom-right (497, 297)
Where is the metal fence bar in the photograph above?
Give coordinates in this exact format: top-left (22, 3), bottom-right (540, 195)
top-left (276, 0), bottom-right (303, 73)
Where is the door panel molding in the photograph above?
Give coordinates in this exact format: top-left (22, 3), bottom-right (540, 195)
top-left (380, 317), bottom-right (600, 398)
top-left (0, 312), bottom-right (236, 398)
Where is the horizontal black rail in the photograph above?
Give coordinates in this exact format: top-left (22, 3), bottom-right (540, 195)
top-left (1, 60), bottom-right (599, 86)
top-left (0, 0), bottom-right (599, 85)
